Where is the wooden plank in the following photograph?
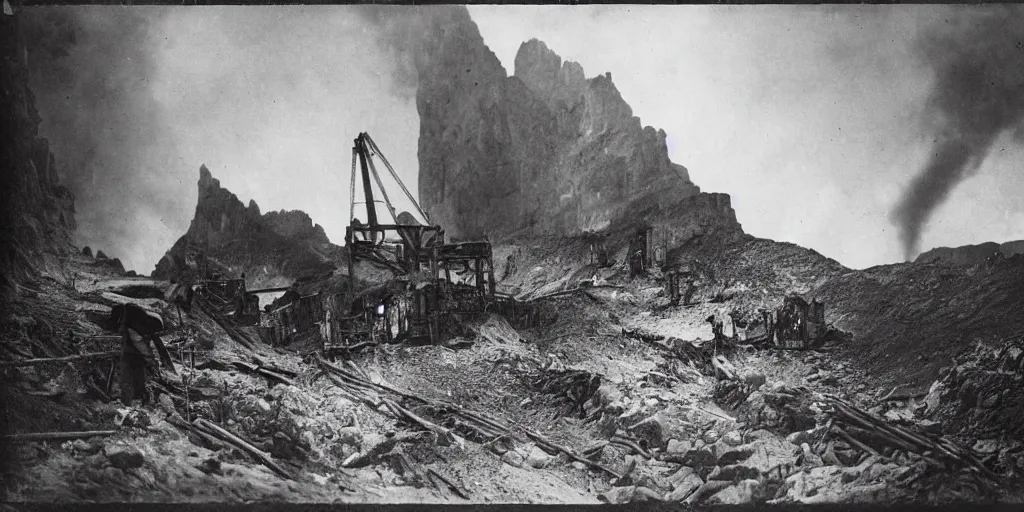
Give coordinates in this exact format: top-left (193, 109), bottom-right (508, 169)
top-left (0, 351), bottom-right (120, 367)
top-left (4, 430), bottom-right (117, 442)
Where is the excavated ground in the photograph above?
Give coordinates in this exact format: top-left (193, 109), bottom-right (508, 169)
top-left (2, 242), bottom-right (1023, 504)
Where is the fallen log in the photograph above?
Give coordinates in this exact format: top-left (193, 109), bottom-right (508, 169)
top-left (842, 424), bottom-right (917, 454)
top-left (344, 431), bottom-right (424, 468)
top-left (883, 391), bottom-right (929, 402)
top-left (319, 353), bottom-right (618, 478)
top-left (427, 468), bottom-right (471, 500)
top-left (196, 300), bottom-right (255, 350)
top-left (231, 360), bottom-right (295, 387)
top-left (381, 398), bottom-right (457, 445)
top-left (193, 418), bottom-right (293, 480)
top-left (4, 430), bottom-right (117, 442)
top-left (832, 426), bottom-right (881, 457)
top-left (609, 435), bottom-right (653, 459)
top-left (0, 351), bottom-right (120, 367)
top-left (522, 428), bottom-right (622, 479)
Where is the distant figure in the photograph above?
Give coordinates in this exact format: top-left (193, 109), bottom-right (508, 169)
top-left (119, 320), bottom-right (153, 407)
top-left (110, 303), bottom-right (164, 407)
top-left (706, 314), bottom-right (726, 344)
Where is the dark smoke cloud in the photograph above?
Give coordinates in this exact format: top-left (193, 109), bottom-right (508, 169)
top-left (351, 6), bottom-right (431, 101)
top-left (21, 6), bottom-right (185, 272)
top-left (892, 5), bottom-right (1024, 260)
top-left (353, 5), bottom-right (491, 100)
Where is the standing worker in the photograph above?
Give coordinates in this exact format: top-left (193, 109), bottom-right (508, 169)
top-left (111, 303), bottom-right (166, 407)
top-left (119, 317), bottom-right (153, 407)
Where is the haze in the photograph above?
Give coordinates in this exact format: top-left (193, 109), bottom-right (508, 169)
top-left (25, 5), bottom-right (1024, 273)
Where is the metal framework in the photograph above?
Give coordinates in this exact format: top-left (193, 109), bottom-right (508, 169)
top-left (335, 133), bottom-right (498, 352)
top-left (758, 296), bottom-right (826, 350)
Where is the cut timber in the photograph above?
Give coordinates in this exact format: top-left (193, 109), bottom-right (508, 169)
top-left (4, 430), bottom-right (117, 442)
top-left (196, 299), bottom-right (256, 350)
top-left (427, 468), bottom-right (471, 500)
top-left (0, 351), bottom-right (120, 367)
top-left (381, 398), bottom-right (458, 446)
top-left (193, 418), bottom-right (293, 480)
top-left (521, 428), bottom-right (622, 479)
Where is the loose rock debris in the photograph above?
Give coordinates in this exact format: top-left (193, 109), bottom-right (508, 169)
top-left (3, 237), bottom-right (1023, 505)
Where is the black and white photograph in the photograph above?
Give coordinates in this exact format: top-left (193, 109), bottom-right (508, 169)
top-left (1, 1), bottom-right (1023, 506)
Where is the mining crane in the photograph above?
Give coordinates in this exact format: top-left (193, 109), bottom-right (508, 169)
top-left (335, 133), bottom-right (497, 348)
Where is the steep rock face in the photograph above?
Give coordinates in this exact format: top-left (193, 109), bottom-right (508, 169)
top-left (152, 166), bottom-right (343, 288)
top-left (915, 240), bottom-right (1024, 266)
top-left (0, 6), bottom-right (78, 297)
top-left (413, 12), bottom-right (731, 241)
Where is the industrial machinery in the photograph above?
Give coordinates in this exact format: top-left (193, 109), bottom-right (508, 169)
top-left (757, 296), bottom-right (827, 350)
top-left (328, 133), bottom-right (498, 353)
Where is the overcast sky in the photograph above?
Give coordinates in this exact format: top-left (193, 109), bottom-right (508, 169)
top-left (31, 6), bottom-right (1024, 272)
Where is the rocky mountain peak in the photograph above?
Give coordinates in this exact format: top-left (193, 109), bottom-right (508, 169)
top-left (414, 11), bottom-right (731, 242)
top-left (152, 166), bottom-right (342, 287)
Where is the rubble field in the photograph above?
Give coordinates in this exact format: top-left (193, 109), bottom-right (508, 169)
top-left (3, 241), bottom-right (1023, 505)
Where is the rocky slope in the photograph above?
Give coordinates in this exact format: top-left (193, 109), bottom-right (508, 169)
top-left (810, 256), bottom-right (1024, 391)
top-left (915, 240), bottom-right (1024, 266)
top-left (411, 8), bottom-right (731, 242)
top-left (152, 166), bottom-right (344, 289)
top-left (0, 5), bottom-right (78, 299)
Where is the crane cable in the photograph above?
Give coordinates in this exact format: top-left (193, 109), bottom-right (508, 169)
top-left (365, 134), bottom-right (432, 225)
top-left (365, 153), bottom-right (399, 225)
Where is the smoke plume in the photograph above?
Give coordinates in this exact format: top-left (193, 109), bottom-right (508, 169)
top-left (21, 6), bottom-right (184, 272)
top-left (892, 5), bottom-right (1024, 260)
top-left (353, 6), bottom-right (493, 100)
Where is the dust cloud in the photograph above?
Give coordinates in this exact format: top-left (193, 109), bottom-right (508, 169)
top-left (891, 5), bottom-right (1024, 260)
top-left (22, 6), bottom-right (422, 273)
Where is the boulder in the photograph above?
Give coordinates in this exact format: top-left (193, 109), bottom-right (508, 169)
top-left (114, 408), bottom-right (151, 429)
top-left (782, 465), bottom-right (845, 502)
top-left (706, 478), bottom-right (761, 504)
top-left (717, 436), bottom-right (796, 475)
top-left (73, 439), bottom-right (103, 455)
top-left (722, 430), bottom-right (743, 446)
top-left (157, 394), bottom-right (176, 415)
top-left (82, 246), bottom-right (93, 258)
top-left (664, 471), bottom-right (703, 501)
top-left (665, 438), bottom-right (692, 455)
top-left (717, 447), bottom-right (754, 466)
top-left (787, 430), bottom-right (812, 446)
top-left (703, 430), bottom-right (720, 445)
top-left (525, 446), bottom-right (554, 469)
top-left (669, 445), bottom-right (716, 469)
top-left (105, 445), bottom-right (145, 470)
top-left (799, 442), bottom-right (824, 468)
top-left (501, 449), bottom-right (526, 468)
top-left (666, 465), bottom-right (697, 488)
top-left (743, 373), bottom-right (767, 391)
top-left (708, 464), bottom-right (760, 481)
top-left (599, 485), bottom-right (663, 504)
top-left (684, 480), bottom-right (731, 504)
top-left (628, 415), bottom-right (666, 450)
